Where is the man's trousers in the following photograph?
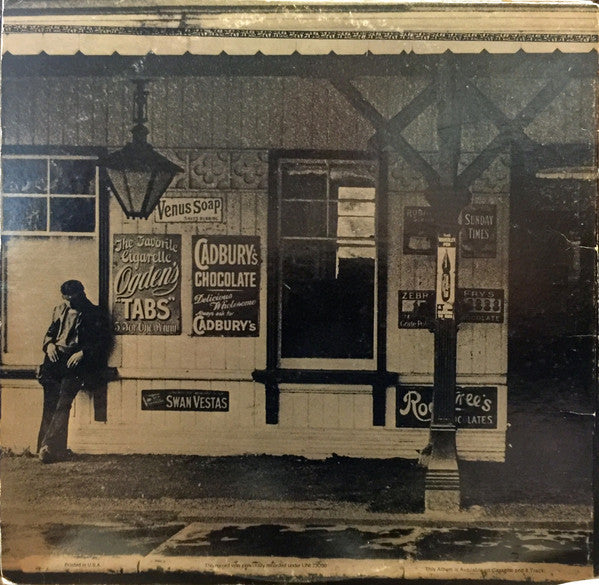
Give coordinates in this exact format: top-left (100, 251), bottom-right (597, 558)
top-left (37, 355), bottom-right (84, 458)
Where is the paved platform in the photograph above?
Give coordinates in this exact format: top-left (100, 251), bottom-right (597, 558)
top-left (2, 502), bottom-right (594, 583)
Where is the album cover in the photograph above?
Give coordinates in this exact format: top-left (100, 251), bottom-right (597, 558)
top-left (0, 1), bottom-right (597, 583)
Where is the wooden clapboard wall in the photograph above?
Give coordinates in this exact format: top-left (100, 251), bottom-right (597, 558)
top-left (2, 77), bottom-right (374, 150)
top-left (3, 73), bottom-right (593, 150)
top-left (387, 154), bottom-right (511, 381)
top-left (1, 67), bottom-right (594, 459)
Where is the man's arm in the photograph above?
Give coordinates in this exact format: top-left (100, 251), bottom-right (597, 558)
top-left (42, 305), bottom-right (63, 362)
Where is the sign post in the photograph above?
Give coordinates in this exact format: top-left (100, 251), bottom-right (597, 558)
top-left (424, 229), bottom-right (461, 511)
top-left (422, 54), bottom-right (472, 512)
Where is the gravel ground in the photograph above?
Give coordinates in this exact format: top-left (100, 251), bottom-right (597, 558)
top-left (2, 453), bottom-right (426, 514)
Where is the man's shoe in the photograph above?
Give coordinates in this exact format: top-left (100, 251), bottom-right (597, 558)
top-left (38, 445), bottom-right (52, 463)
top-left (51, 448), bottom-right (76, 462)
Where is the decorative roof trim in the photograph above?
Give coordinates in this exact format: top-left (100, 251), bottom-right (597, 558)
top-left (4, 7), bottom-right (597, 55)
top-left (3, 25), bottom-right (598, 43)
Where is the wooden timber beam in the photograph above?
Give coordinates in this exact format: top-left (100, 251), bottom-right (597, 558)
top-left (329, 76), bottom-right (441, 188)
top-left (436, 56), bottom-right (463, 189)
top-left (329, 57), bottom-right (578, 194)
top-left (456, 63), bottom-right (574, 190)
top-left (386, 81), bottom-right (438, 142)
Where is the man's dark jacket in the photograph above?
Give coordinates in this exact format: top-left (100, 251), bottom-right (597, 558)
top-left (42, 298), bottom-right (111, 377)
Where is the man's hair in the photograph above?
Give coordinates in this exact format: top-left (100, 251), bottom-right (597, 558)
top-left (60, 280), bottom-right (85, 296)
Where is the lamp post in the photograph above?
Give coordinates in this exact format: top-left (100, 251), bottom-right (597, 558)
top-left (98, 79), bottom-right (183, 219)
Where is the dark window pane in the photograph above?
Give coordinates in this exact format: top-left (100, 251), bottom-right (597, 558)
top-left (50, 159), bottom-right (95, 194)
top-left (282, 240), bottom-right (336, 282)
top-left (2, 159), bottom-right (47, 193)
top-left (50, 197), bottom-right (95, 232)
top-left (3, 197), bottom-right (47, 231)
top-left (281, 240), bottom-right (374, 359)
top-left (281, 200), bottom-right (327, 237)
top-left (281, 166), bottom-right (327, 200)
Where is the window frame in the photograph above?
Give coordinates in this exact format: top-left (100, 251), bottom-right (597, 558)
top-left (268, 150), bottom-right (386, 372)
top-left (1, 154), bottom-right (99, 237)
top-left (0, 146), bottom-right (110, 354)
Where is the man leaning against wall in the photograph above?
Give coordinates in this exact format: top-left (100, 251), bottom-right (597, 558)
top-left (36, 280), bottom-right (111, 463)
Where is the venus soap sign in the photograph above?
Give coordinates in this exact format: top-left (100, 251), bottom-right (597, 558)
top-left (112, 234), bottom-right (182, 335)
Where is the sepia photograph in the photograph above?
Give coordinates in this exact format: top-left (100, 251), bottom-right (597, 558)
top-left (0, 0), bottom-right (597, 583)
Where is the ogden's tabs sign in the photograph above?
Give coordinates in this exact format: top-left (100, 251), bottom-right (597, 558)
top-left (192, 235), bottom-right (260, 337)
top-left (112, 234), bottom-right (182, 335)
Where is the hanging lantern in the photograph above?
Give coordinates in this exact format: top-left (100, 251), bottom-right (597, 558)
top-left (98, 79), bottom-right (183, 219)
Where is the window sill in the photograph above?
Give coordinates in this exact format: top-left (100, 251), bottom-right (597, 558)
top-left (252, 368), bottom-right (398, 386)
top-left (0, 366), bottom-right (119, 381)
top-left (0, 367), bottom-right (37, 379)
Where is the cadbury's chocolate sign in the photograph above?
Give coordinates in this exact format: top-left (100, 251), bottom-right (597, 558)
top-left (192, 235), bottom-right (260, 337)
top-left (112, 234), bottom-right (182, 335)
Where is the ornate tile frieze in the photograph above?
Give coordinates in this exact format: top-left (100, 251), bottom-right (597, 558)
top-left (162, 149), bottom-right (189, 190)
top-left (231, 150), bottom-right (269, 190)
top-left (166, 148), bottom-right (508, 194)
top-left (190, 151), bottom-right (231, 190)
top-left (167, 149), bottom-right (268, 191)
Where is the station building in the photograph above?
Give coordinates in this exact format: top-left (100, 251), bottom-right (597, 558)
top-left (0, 1), bottom-right (596, 463)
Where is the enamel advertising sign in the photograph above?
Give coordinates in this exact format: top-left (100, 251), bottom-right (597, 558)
top-left (459, 204), bottom-right (497, 258)
top-left (396, 386), bottom-right (498, 429)
top-left (459, 288), bottom-right (505, 323)
top-left (192, 235), bottom-right (260, 337)
top-left (112, 234), bottom-right (182, 335)
top-left (141, 390), bottom-right (229, 412)
top-left (153, 196), bottom-right (224, 223)
top-left (436, 234), bottom-right (457, 320)
top-left (403, 206), bottom-right (436, 255)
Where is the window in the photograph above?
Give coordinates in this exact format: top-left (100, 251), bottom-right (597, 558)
top-left (274, 155), bottom-right (378, 367)
top-left (1, 154), bottom-right (100, 365)
top-left (2, 156), bottom-right (98, 235)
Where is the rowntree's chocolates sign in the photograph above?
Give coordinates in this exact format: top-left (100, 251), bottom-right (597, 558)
top-left (192, 235), bottom-right (260, 337)
top-left (396, 386), bottom-right (498, 429)
top-left (112, 234), bottom-right (181, 335)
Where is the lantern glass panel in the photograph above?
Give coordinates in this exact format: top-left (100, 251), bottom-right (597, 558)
top-left (146, 170), bottom-right (177, 216)
top-left (106, 168), bottom-right (150, 217)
